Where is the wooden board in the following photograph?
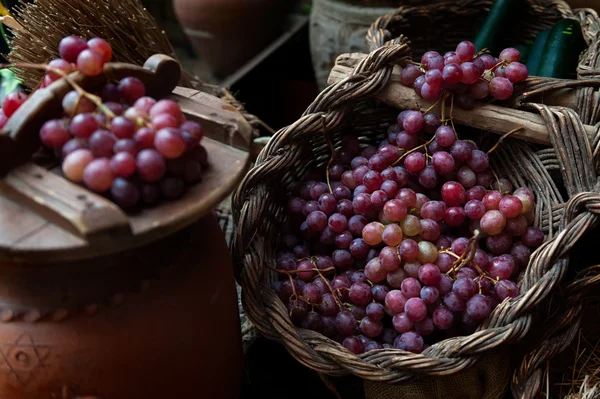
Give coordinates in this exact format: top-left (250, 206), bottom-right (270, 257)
top-left (0, 137), bottom-right (249, 263)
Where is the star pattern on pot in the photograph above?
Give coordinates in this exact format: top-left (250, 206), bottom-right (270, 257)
top-left (0, 334), bottom-right (50, 385)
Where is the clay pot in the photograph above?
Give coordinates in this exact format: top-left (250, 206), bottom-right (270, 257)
top-left (0, 215), bottom-right (243, 398)
top-left (174, 0), bottom-right (294, 79)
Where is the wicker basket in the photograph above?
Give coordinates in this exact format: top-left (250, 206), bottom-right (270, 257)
top-left (233, 0), bottom-right (600, 391)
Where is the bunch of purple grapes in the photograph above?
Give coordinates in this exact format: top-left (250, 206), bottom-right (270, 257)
top-left (401, 41), bottom-right (528, 108)
top-left (272, 109), bottom-right (543, 355)
top-left (36, 35), bottom-right (207, 209)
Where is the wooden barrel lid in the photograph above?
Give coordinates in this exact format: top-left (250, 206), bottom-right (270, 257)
top-left (0, 56), bottom-right (251, 263)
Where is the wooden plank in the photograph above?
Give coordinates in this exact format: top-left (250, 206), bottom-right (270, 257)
top-left (0, 164), bottom-right (132, 240)
top-left (328, 53), bottom-right (597, 145)
top-left (169, 89), bottom-right (254, 151)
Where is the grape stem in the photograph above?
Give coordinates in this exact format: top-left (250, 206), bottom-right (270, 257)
top-left (422, 96), bottom-right (443, 114)
top-left (446, 230), bottom-right (481, 275)
top-left (486, 126), bottom-right (524, 155)
top-left (0, 62), bottom-right (116, 119)
top-left (391, 136), bottom-right (435, 166)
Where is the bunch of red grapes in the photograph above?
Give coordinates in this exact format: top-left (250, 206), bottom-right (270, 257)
top-left (401, 41), bottom-right (529, 109)
top-left (0, 35), bottom-right (208, 209)
top-left (273, 109), bottom-right (543, 355)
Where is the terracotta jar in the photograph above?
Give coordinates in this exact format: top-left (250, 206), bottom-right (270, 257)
top-left (173, 0), bottom-right (294, 79)
top-left (0, 215), bottom-right (243, 398)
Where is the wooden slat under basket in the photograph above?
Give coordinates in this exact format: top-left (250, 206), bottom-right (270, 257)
top-left (232, 0), bottom-right (600, 394)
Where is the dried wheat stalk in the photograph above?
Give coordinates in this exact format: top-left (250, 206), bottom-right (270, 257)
top-left (7, 0), bottom-right (176, 88)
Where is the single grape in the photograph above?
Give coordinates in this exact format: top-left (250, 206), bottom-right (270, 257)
top-left (403, 111), bottom-right (425, 134)
top-left (488, 255), bottom-right (515, 280)
top-left (362, 222), bottom-right (384, 245)
top-left (464, 199), bottom-right (486, 219)
top-left (480, 210), bottom-right (506, 235)
top-left (382, 223), bottom-right (403, 246)
top-left (493, 280), bottom-right (519, 301)
top-left (511, 242), bottom-right (531, 266)
top-left (421, 82), bottom-right (442, 100)
top-left (522, 227), bottom-right (544, 247)
top-left (443, 291), bottom-right (466, 312)
top-left (450, 140), bottom-right (473, 163)
top-left (149, 99), bottom-right (184, 123)
top-left (466, 294), bottom-right (491, 320)
top-left (136, 149), bottom-right (166, 182)
top-left (109, 152), bottom-right (136, 178)
top-left (392, 313), bottom-right (414, 333)
top-left (441, 181), bottom-right (465, 206)
top-left (499, 47), bottom-right (520, 63)
top-left (62, 149), bottom-right (94, 182)
top-left (77, 49), bottom-right (105, 76)
top-left (430, 151), bottom-right (454, 174)
top-left (87, 38), bottom-right (112, 62)
top-left (363, 170), bottom-right (383, 192)
top-left (489, 77), bottom-right (514, 100)
top-left (336, 311), bottom-right (357, 337)
top-left (62, 90), bottom-right (95, 115)
top-left (47, 58), bottom-right (74, 80)
top-left (365, 257), bottom-right (387, 282)
top-left (372, 284), bottom-right (390, 303)
top-left (444, 206), bottom-right (466, 227)
top-left (385, 290), bottom-right (408, 313)
top-left (152, 113), bottom-right (179, 130)
top-left (420, 219), bottom-right (441, 241)
top-left (342, 336), bottom-right (364, 354)
top-left (453, 278), bottom-right (477, 300)
top-left (435, 125), bottom-right (455, 147)
top-left (415, 317), bottom-right (435, 336)
top-left (420, 286), bottom-right (439, 304)
top-left (110, 177), bottom-right (140, 208)
top-left (83, 158), bottom-right (114, 192)
top-left (423, 113), bottom-right (441, 134)
top-left (456, 41), bottom-right (476, 62)
top-left (486, 232), bottom-right (513, 255)
top-left (442, 63), bottom-right (462, 85)
top-left (418, 263), bottom-right (441, 286)
top-left (118, 77), bottom-right (146, 104)
top-left (460, 62), bottom-right (479, 84)
top-left (400, 64), bottom-right (423, 86)
top-left (432, 306), bottom-right (454, 330)
top-left (467, 150), bottom-right (489, 172)
top-left (371, 190), bottom-right (388, 209)
top-left (403, 260), bottom-right (421, 278)
top-left (360, 318), bottom-right (384, 338)
top-left (399, 239), bottom-right (419, 261)
top-left (418, 166), bottom-right (438, 189)
top-left (59, 35), bottom-right (88, 62)
top-left (470, 79), bottom-right (490, 99)
top-left (483, 190), bottom-right (503, 210)
top-left (396, 132), bottom-right (419, 150)
top-left (134, 127), bottom-right (156, 150)
top-left (400, 214), bottom-right (421, 236)
top-left (466, 186), bottom-right (487, 202)
top-left (499, 195), bottom-right (523, 218)
top-left (40, 119), bottom-right (70, 149)
top-left (387, 268), bottom-right (407, 288)
top-left (404, 297), bottom-right (427, 321)
top-left (154, 128), bottom-right (187, 159)
top-left (401, 277), bottom-right (422, 298)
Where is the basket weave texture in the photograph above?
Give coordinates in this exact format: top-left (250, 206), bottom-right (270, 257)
top-left (233, 0), bottom-right (600, 386)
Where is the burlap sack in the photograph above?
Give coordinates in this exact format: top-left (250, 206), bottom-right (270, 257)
top-left (364, 351), bottom-right (510, 399)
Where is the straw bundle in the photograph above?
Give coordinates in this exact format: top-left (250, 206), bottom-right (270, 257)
top-left (7, 0), bottom-right (176, 88)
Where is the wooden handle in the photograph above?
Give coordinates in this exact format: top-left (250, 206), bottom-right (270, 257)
top-left (0, 54), bottom-right (181, 177)
top-left (327, 53), bottom-right (597, 145)
top-left (0, 163), bottom-right (131, 241)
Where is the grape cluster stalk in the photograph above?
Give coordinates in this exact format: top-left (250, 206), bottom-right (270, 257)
top-left (273, 101), bottom-right (542, 355)
top-left (0, 35), bottom-right (208, 209)
top-left (401, 41), bottom-right (528, 109)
